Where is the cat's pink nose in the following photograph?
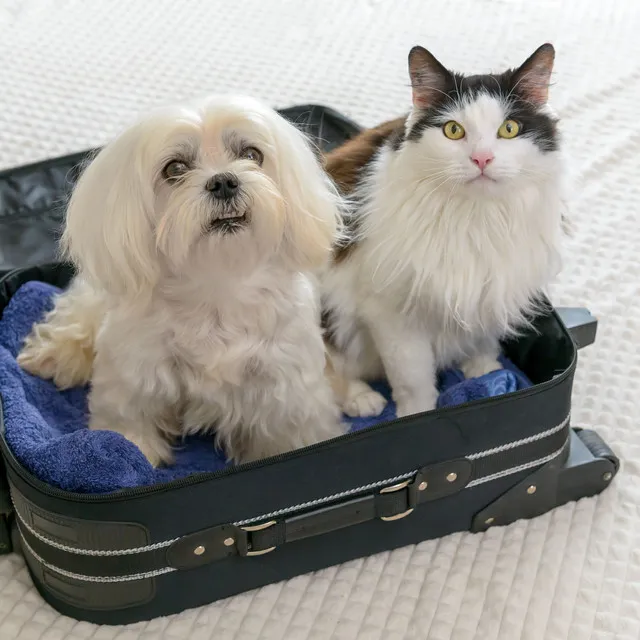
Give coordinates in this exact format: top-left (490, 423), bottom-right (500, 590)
top-left (471, 152), bottom-right (494, 171)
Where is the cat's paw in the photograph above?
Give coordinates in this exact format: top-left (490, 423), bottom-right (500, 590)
top-left (461, 355), bottom-right (503, 380)
top-left (394, 387), bottom-right (438, 418)
top-left (342, 380), bottom-right (387, 418)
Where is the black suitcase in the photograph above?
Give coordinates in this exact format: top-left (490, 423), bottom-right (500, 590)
top-left (0, 105), bottom-right (619, 625)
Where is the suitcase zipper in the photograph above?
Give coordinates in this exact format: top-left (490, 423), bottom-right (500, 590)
top-left (0, 358), bottom-right (574, 505)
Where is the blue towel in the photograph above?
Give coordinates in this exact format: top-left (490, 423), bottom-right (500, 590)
top-left (0, 282), bottom-right (531, 494)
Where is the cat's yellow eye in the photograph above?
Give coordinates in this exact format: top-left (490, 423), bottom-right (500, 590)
top-left (443, 121), bottom-right (465, 140)
top-left (497, 119), bottom-right (520, 139)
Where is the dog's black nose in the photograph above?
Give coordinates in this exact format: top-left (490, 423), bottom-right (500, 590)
top-left (206, 173), bottom-right (239, 199)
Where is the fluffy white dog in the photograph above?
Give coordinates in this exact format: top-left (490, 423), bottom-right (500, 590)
top-left (18, 95), bottom-right (345, 466)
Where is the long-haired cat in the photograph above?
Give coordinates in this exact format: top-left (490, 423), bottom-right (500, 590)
top-left (323, 43), bottom-right (567, 418)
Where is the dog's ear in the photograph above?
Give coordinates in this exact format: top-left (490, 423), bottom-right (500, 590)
top-left (271, 115), bottom-right (342, 271)
top-left (61, 122), bottom-right (160, 297)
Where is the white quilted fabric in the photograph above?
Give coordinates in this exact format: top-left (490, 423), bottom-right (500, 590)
top-left (0, 0), bottom-right (639, 638)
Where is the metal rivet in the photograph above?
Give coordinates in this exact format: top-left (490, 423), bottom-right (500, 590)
top-left (446, 472), bottom-right (458, 483)
top-left (485, 517), bottom-right (495, 525)
top-left (418, 481), bottom-right (428, 491)
top-left (223, 537), bottom-right (235, 547)
top-left (527, 485), bottom-right (537, 495)
top-left (603, 472), bottom-right (612, 482)
top-left (193, 545), bottom-right (206, 556)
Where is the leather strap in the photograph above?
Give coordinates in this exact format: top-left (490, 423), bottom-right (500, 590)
top-left (184, 425), bottom-right (569, 559)
top-left (239, 457), bottom-right (473, 555)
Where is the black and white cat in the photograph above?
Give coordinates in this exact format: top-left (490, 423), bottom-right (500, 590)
top-left (323, 44), bottom-right (567, 418)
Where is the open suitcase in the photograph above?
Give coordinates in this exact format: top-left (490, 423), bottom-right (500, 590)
top-left (0, 105), bottom-right (619, 625)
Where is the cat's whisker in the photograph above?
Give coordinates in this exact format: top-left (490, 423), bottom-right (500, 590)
top-left (417, 171), bottom-right (453, 183)
top-left (452, 72), bottom-right (461, 102)
top-left (517, 168), bottom-right (552, 181)
top-left (442, 176), bottom-right (462, 213)
top-left (420, 164), bottom-right (451, 172)
top-left (414, 174), bottom-right (458, 205)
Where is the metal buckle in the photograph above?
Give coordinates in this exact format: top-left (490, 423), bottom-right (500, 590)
top-left (380, 480), bottom-right (411, 494)
top-left (379, 479), bottom-right (414, 521)
top-left (240, 520), bottom-right (277, 556)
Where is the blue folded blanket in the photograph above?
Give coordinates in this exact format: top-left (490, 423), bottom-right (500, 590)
top-left (0, 282), bottom-right (531, 494)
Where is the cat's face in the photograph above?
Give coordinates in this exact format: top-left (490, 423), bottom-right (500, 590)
top-left (402, 44), bottom-right (559, 195)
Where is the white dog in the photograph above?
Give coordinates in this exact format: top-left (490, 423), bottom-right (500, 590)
top-left (18, 95), bottom-right (345, 466)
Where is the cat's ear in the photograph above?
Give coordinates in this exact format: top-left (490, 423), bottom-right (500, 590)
top-left (513, 43), bottom-right (555, 105)
top-left (408, 46), bottom-right (450, 109)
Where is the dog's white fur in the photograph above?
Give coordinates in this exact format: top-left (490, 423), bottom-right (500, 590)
top-left (18, 95), bottom-right (345, 465)
top-left (323, 55), bottom-right (566, 418)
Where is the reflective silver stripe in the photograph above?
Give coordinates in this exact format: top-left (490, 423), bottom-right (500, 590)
top-left (233, 471), bottom-right (416, 526)
top-left (468, 415), bottom-right (570, 460)
top-left (466, 441), bottom-right (568, 488)
top-left (19, 531), bottom-right (176, 583)
top-left (11, 506), bottom-right (177, 556)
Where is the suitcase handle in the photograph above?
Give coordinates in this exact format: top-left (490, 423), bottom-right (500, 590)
top-left (556, 307), bottom-right (597, 349)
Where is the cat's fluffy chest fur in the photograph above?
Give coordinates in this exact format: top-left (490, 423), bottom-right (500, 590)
top-left (353, 144), bottom-right (563, 363)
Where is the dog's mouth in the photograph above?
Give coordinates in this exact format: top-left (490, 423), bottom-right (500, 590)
top-left (208, 210), bottom-right (250, 234)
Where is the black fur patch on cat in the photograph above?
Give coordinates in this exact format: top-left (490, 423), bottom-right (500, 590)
top-left (406, 70), bottom-right (558, 153)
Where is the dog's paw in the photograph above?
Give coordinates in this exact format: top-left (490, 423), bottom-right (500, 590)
top-left (17, 345), bottom-right (54, 377)
top-left (17, 333), bottom-right (93, 389)
top-left (121, 432), bottom-right (173, 468)
top-left (461, 355), bottom-right (503, 380)
top-left (342, 380), bottom-right (387, 417)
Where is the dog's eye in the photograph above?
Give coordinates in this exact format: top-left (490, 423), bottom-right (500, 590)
top-left (239, 147), bottom-right (263, 165)
top-left (162, 160), bottom-right (190, 180)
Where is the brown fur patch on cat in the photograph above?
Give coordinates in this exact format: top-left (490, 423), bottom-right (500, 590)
top-left (324, 117), bottom-right (405, 263)
top-left (324, 116), bottom-right (405, 194)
